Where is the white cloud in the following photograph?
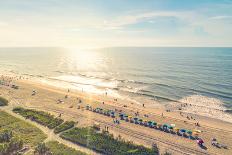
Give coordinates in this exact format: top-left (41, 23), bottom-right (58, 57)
top-left (209, 15), bottom-right (232, 20)
top-left (102, 11), bottom-right (189, 29)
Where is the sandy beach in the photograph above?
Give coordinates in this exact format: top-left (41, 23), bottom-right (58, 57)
top-left (1, 74), bottom-right (232, 155)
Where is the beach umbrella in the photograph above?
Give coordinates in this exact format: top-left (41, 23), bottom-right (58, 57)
top-left (168, 126), bottom-right (173, 129)
top-left (194, 130), bottom-right (202, 133)
top-left (147, 121), bottom-right (152, 126)
top-left (124, 114), bottom-right (128, 120)
top-left (133, 117), bottom-right (139, 123)
top-left (192, 132), bottom-right (199, 136)
top-left (119, 113), bottom-right (124, 118)
top-left (187, 130), bottom-right (192, 135)
top-left (138, 118), bottom-right (143, 124)
top-left (150, 121), bottom-right (156, 127)
top-left (133, 117), bottom-right (138, 120)
top-left (170, 124), bottom-right (175, 127)
top-left (180, 129), bottom-right (186, 133)
top-left (163, 124), bottom-right (170, 128)
top-left (197, 139), bottom-right (204, 144)
top-left (174, 128), bottom-right (179, 132)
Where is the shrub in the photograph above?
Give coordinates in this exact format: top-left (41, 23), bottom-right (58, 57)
top-left (46, 141), bottom-right (87, 155)
top-left (13, 107), bottom-right (64, 129)
top-left (60, 127), bottom-right (159, 155)
top-left (0, 110), bottom-right (46, 147)
top-left (34, 143), bottom-right (51, 155)
top-left (0, 130), bottom-right (24, 155)
top-left (54, 121), bottom-right (75, 134)
top-left (0, 97), bottom-right (8, 106)
top-left (0, 130), bottom-right (12, 143)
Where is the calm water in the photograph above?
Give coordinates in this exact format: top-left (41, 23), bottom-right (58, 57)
top-left (0, 47), bottom-right (231, 106)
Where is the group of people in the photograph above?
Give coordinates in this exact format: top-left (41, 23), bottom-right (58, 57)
top-left (113, 118), bottom-right (120, 124)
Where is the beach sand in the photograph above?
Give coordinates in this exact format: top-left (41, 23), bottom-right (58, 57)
top-left (1, 75), bottom-right (232, 155)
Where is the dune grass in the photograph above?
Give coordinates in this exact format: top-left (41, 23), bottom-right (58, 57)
top-left (13, 107), bottom-right (63, 129)
top-left (0, 110), bottom-right (47, 147)
top-left (60, 127), bottom-right (159, 155)
top-left (54, 121), bottom-right (75, 134)
top-left (46, 141), bottom-right (87, 155)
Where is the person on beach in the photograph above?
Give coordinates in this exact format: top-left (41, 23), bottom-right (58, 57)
top-left (32, 90), bottom-right (36, 96)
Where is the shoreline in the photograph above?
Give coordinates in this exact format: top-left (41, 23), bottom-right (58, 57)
top-left (1, 74), bottom-right (232, 154)
top-left (2, 72), bottom-right (232, 124)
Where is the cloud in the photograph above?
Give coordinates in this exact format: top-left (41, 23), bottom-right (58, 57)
top-left (102, 11), bottom-right (189, 30)
top-left (209, 15), bottom-right (232, 20)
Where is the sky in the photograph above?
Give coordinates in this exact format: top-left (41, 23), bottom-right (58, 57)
top-left (0, 0), bottom-right (232, 48)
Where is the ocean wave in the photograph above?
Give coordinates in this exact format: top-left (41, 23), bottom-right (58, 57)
top-left (48, 77), bottom-right (117, 90)
top-left (151, 82), bottom-right (232, 102)
top-left (117, 88), bottom-right (179, 103)
top-left (166, 95), bottom-right (232, 123)
top-left (53, 71), bottom-right (152, 85)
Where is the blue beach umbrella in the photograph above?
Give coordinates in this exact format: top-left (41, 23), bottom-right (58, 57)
top-left (180, 129), bottom-right (186, 133)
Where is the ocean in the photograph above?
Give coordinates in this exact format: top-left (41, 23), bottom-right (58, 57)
top-left (0, 47), bottom-right (231, 108)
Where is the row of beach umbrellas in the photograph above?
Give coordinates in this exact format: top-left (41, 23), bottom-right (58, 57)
top-left (86, 105), bottom-right (201, 139)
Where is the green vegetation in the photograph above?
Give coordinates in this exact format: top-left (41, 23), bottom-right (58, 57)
top-left (34, 142), bottom-right (51, 155)
top-left (0, 97), bottom-right (8, 106)
top-left (11, 108), bottom-right (159, 155)
top-left (60, 127), bottom-right (159, 155)
top-left (54, 121), bottom-right (75, 134)
top-left (46, 141), bottom-right (87, 155)
top-left (0, 130), bottom-right (24, 155)
top-left (0, 110), bottom-right (46, 147)
top-left (13, 107), bottom-right (63, 129)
